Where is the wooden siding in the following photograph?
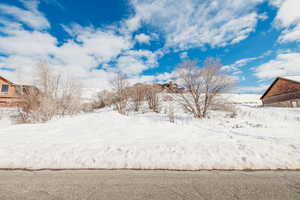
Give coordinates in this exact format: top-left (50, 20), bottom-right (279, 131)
top-left (0, 77), bottom-right (22, 107)
top-left (262, 91), bottom-right (300, 105)
top-left (263, 78), bottom-right (300, 99)
top-left (263, 99), bottom-right (300, 108)
top-left (261, 77), bottom-right (300, 107)
top-left (0, 78), bottom-right (18, 98)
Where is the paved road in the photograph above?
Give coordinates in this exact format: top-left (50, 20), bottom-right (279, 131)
top-left (0, 170), bottom-right (299, 200)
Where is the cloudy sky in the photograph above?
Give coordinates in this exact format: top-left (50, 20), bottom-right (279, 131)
top-left (0, 0), bottom-right (300, 92)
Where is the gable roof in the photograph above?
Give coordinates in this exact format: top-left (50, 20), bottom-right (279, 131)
top-left (260, 76), bottom-right (300, 100)
top-left (281, 76), bottom-right (300, 83)
top-left (0, 76), bottom-right (14, 85)
top-left (0, 76), bottom-right (36, 88)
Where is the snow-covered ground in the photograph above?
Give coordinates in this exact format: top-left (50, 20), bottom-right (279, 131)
top-left (0, 94), bottom-right (300, 170)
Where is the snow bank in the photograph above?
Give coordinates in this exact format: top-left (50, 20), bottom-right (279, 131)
top-left (223, 93), bottom-right (261, 105)
top-left (0, 94), bottom-right (299, 170)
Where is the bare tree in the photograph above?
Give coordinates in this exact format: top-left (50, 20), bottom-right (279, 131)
top-left (91, 90), bottom-right (109, 110)
top-left (145, 86), bottom-right (160, 113)
top-left (131, 84), bottom-right (147, 112)
top-left (29, 62), bottom-right (60, 122)
top-left (58, 77), bottom-right (83, 116)
top-left (176, 58), bottom-right (234, 118)
top-left (176, 60), bottom-right (202, 118)
top-left (89, 90), bottom-right (118, 112)
top-left (110, 71), bottom-right (129, 115)
top-left (201, 57), bottom-right (234, 117)
top-left (15, 86), bottom-right (40, 123)
top-left (17, 62), bottom-right (83, 123)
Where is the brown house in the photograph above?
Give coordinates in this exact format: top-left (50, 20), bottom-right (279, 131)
top-left (0, 76), bottom-right (37, 107)
top-left (260, 76), bottom-right (300, 107)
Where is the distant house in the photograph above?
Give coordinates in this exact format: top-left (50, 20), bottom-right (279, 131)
top-left (0, 76), bottom-right (37, 107)
top-left (156, 81), bottom-right (185, 93)
top-left (132, 81), bottom-right (185, 94)
top-left (260, 76), bottom-right (300, 107)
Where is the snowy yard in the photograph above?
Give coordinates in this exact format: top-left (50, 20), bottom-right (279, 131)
top-left (0, 94), bottom-right (300, 170)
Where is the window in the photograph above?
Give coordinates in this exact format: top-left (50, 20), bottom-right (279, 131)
top-left (1, 84), bottom-right (9, 93)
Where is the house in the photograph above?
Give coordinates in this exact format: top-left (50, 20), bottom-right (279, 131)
top-left (156, 81), bottom-right (185, 93)
top-left (260, 76), bottom-right (300, 107)
top-left (132, 81), bottom-right (185, 94)
top-left (0, 76), bottom-right (37, 107)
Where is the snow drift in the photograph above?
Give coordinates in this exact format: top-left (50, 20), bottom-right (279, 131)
top-left (0, 94), bottom-right (299, 170)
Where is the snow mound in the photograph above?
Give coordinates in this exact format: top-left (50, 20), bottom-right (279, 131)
top-left (0, 101), bottom-right (300, 170)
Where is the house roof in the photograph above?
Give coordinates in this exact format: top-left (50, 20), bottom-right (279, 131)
top-left (260, 76), bottom-right (300, 100)
top-left (281, 76), bottom-right (300, 83)
top-left (0, 76), bottom-right (14, 85)
top-left (0, 76), bottom-right (36, 88)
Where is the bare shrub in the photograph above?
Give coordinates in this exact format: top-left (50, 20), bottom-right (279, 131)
top-left (168, 103), bottom-right (175, 123)
top-left (16, 62), bottom-right (83, 123)
top-left (131, 84), bottom-right (147, 112)
top-left (176, 57), bottom-right (234, 118)
top-left (92, 90), bottom-right (115, 110)
top-left (110, 71), bottom-right (129, 115)
top-left (145, 86), bottom-right (160, 113)
top-left (15, 87), bottom-right (40, 123)
top-left (57, 78), bottom-right (83, 116)
top-left (35, 62), bottom-right (60, 121)
top-left (81, 102), bottom-right (94, 113)
top-left (220, 104), bottom-right (238, 118)
top-left (163, 94), bottom-right (174, 102)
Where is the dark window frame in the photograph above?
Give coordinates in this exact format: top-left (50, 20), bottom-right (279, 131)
top-left (1, 84), bottom-right (9, 93)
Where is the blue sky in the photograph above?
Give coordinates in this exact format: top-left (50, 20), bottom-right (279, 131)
top-left (0, 0), bottom-right (300, 92)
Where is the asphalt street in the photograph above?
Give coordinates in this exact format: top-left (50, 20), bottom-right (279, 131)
top-left (0, 170), bottom-right (299, 200)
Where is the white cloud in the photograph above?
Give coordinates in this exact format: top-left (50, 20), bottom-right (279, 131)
top-left (0, 55), bottom-right (39, 85)
top-left (155, 71), bottom-right (178, 82)
top-left (255, 52), bottom-right (300, 79)
top-left (279, 24), bottom-right (300, 43)
top-left (0, 8), bottom-right (136, 90)
top-left (122, 15), bottom-right (141, 33)
top-left (61, 24), bottom-right (132, 64)
top-left (127, 70), bottom-right (179, 86)
top-left (0, 0), bottom-right (164, 90)
top-left (128, 0), bottom-right (264, 50)
top-left (223, 55), bottom-right (266, 74)
top-left (135, 33), bottom-right (151, 44)
top-left (224, 57), bottom-right (258, 72)
top-left (0, 25), bottom-right (57, 57)
top-left (273, 0), bottom-right (300, 43)
top-left (268, 0), bottom-right (285, 7)
top-left (274, 0), bottom-right (300, 27)
top-left (4, 0), bottom-right (290, 90)
top-left (117, 56), bottom-right (148, 75)
top-left (0, 0), bottom-right (50, 30)
top-left (116, 50), bottom-right (158, 76)
top-left (0, 22), bottom-right (133, 82)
